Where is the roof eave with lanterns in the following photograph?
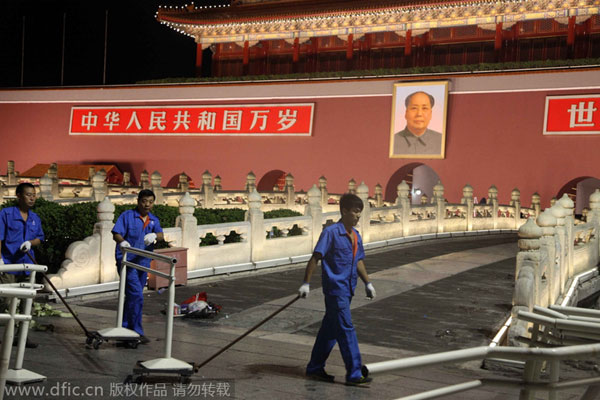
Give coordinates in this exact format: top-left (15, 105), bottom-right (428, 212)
top-left (156, 0), bottom-right (600, 47)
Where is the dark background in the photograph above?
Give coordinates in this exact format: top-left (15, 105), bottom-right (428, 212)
top-left (0, 0), bottom-right (226, 88)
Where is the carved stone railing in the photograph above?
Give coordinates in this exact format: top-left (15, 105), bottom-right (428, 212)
top-left (46, 180), bottom-right (534, 292)
top-left (508, 191), bottom-right (600, 345)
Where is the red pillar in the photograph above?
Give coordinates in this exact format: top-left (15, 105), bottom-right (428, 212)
top-left (346, 33), bottom-right (354, 70)
top-left (212, 43), bottom-right (221, 77)
top-left (567, 15), bottom-right (576, 58)
top-left (263, 40), bottom-right (270, 74)
top-left (567, 16), bottom-right (576, 46)
top-left (364, 33), bottom-right (372, 70)
top-left (292, 37), bottom-right (300, 73)
top-left (293, 37), bottom-right (299, 63)
top-left (243, 40), bottom-right (249, 75)
top-left (405, 30), bottom-right (412, 56)
top-left (494, 23), bottom-right (503, 50)
top-left (195, 43), bottom-right (203, 77)
top-left (311, 37), bottom-right (318, 72)
top-left (494, 22), bottom-right (503, 62)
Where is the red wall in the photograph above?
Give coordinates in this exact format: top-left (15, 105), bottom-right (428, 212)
top-left (1, 70), bottom-right (599, 208)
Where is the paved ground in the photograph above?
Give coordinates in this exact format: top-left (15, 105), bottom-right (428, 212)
top-left (3, 233), bottom-right (599, 399)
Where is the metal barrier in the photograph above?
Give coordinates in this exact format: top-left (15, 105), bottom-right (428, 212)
top-left (363, 307), bottom-right (600, 400)
top-left (0, 263), bottom-right (48, 400)
top-left (96, 247), bottom-right (192, 372)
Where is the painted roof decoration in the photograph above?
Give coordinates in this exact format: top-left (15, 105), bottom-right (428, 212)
top-left (156, 0), bottom-right (599, 47)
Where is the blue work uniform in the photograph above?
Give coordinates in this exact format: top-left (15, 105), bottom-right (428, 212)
top-left (0, 206), bottom-right (45, 275)
top-left (112, 208), bottom-right (163, 335)
top-left (306, 221), bottom-right (365, 381)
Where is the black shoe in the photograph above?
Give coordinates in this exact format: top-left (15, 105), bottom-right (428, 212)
top-left (345, 376), bottom-right (372, 386)
top-left (306, 369), bottom-right (335, 383)
top-left (139, 335), bottom-right (150, 345)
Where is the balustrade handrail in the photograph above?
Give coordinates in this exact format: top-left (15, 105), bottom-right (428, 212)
top-left (363, 340), bottom-right (600, 399)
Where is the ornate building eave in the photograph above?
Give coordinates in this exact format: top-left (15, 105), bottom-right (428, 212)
top-left (156, 0), bottom-right (600, 46)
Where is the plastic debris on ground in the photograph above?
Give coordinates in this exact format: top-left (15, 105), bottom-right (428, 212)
top-left (163, 292), bottom-right (222, 319)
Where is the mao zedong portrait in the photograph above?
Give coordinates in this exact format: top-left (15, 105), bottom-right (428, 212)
top-left (392, 91), bottom-right (443, 156)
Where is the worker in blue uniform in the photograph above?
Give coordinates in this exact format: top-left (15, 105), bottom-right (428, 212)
top-left (112, 189), bottom-right (164, 344)
top-left (298, 193), bottom-right (376, 386)
top-left (0, 182), bottom-right (45, 348)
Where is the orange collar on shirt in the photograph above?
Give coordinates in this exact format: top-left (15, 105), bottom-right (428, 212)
top-left (138, 214), bottom-right (150, 229)
top-left (345, 229), bottom-right (358, 259)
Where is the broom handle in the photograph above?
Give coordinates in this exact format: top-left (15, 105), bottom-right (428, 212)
top-left (194, 295), bottom-right (300, 372)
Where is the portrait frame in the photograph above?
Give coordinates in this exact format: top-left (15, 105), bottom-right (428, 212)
top-left (389, 80), bottom-right (449, 159)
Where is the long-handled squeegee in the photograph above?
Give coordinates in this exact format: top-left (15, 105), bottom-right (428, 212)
top-left (194, 295), bottom-right (300, 372)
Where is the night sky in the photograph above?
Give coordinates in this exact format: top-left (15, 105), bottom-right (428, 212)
top-left (0, 0), bottom-right (225, 88)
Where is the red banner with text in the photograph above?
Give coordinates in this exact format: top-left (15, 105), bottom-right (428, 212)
top-left (70, 104), bottom-right (314, 136)
top-left (544, 95), bottom-right (600, 135)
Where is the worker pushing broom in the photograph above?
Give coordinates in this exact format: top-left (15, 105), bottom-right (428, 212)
top-left (196, 193), bottom-right (376, 386)
top-left (298, 193), bottom-right (376, 386)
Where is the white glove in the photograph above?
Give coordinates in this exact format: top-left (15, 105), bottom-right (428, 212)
top-left (298, 283), bottom-right (310, 298)
top-left (365, 282), bottom-right (376, 299)
top-left (0, 258), bottom-right (4, 265)
top-left (119, 240), bottom-right (131, 248)
top-left (20, 241), bottom-right (32, 252)
top-left (144, 233), bottom-right (157, 246)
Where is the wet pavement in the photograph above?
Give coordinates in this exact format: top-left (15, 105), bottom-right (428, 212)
top-left (4, 233), bottom-right (598, 399)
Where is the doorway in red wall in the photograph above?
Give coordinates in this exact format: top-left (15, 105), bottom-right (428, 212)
top-left (385, 163), bottom-right (441, 204)
top-left (257, 170), bottom-right (287, 192)
top-left (557, 176), bottom-right (600, 216)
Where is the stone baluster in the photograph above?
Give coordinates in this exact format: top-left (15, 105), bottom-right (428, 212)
top-left (433, 181), bottom-right (445, 233)
top-left (245, 171), bottom-right (256, 192)
top-left (588, 189), bottom-right (600, 225)
top-left (7, 160), bottom-right (16, 186)
top-left (582, 208), bottom-right (589, 222)
top-left (396, 180), bottom-right (410, 236)
top-left (537, 208), bottom-right (559, 305)
top-left (558, 194), bottom-right (575, 282)
top-left (91, 172), bottom-right (107, 201)
top-left (178, 173), bottom-right (189, 192)
top-left (0, 184), bottom-right (4, 204)
top-left (511, 188), bottom-right (521, 228)
top-left (304, 184), bottom-right (323, 249)
top-left (509, 218), bottom-right (543, 346)
top-left (95, 197), bottom-right (118, 283)
top-left (531, 192), bottom-right (541, 218)
top-left (550, 203), bottom-right (568, 293)
top-left (88, 167), bottom-right (96, 183)
top-left (39, 174), bottom-right (53, 200)
top-left (202, 170), bottom-right (214, 208)
top-left (122, 172), bottom-right (131, 187)
top-left (151, 171), bottom-right (164, 204)
top-left (245, 189), bottom-right (264, 261)
top-left (214, 175), bottom-right (222, 191)
top-left (356, 182), bottom-right (370, 243)
top-left (589, 190), bottom-right (600, 257)
top-left (284, 173), bottom-right (295, 207)
top-left (374, 184), bottom-right (383, 207)
top-left (488, 185), bottom-right (499, 229)
top-left (461, 183), bottom-right (474, 231)
top-left (176, 192), bottom-right (198, 268)
top-left (48, 163), bottom-right (59, 198)
top-left (140, 170), bottom-right (150, 190)
top-left (319, 176), bottom-right (328, 208)
top-left (347, 178), bottom-right (356, 194)
top-left (420, 194), bottom-right (428, 205)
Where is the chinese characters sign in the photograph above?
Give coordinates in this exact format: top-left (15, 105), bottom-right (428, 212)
top-left (543, 95), bottom-right (600, 135)
top-left (70, 104), bottom-right (314, 136)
